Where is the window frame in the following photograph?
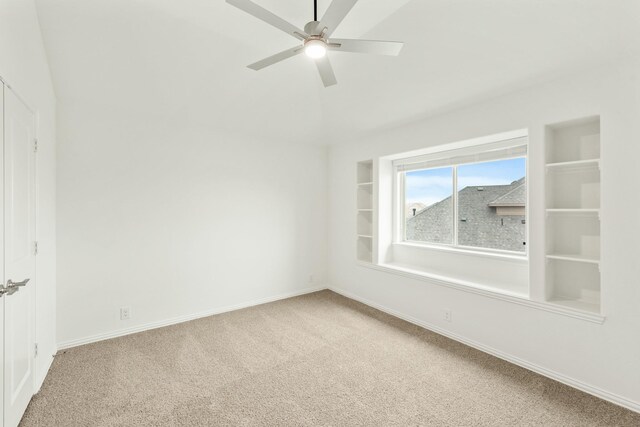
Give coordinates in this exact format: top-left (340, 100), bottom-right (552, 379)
top-left (395, 154), bottom-right (528, 259)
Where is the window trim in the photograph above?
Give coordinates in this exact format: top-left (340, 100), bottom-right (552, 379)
top-left (395, 153), bottom-right (529, 259)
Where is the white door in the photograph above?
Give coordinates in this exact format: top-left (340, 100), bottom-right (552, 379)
top-left (2, 86), bottom-right (36, 427)
top-left (0, 83), bottom-right (5, 427)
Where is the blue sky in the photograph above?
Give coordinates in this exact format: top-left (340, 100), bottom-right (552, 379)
top-left (405, 158), bottom-right (526, 206)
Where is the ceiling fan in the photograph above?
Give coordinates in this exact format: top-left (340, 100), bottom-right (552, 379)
top-left (226, 0), bottom-right (404, 87)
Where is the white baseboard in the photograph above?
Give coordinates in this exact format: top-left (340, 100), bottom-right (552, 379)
top-left (57, 286), bottom-right (327, 351)
top-left (328, 286), bottom-right (640, 414)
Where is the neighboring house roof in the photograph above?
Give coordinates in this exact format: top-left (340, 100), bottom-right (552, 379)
top-left (411, 178), bottom-right (525, 219)
top-left (406, 177), bottom-right (526, 252)
top-left (488, 178), bottom-right (526, 207)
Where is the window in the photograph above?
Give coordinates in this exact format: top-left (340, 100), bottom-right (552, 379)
top-left (404, 166), bottom-right (454, 244)
top-left (397, 138), bottom-right (527, 254)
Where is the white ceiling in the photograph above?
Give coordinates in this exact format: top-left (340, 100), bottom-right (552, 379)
top-left (36, 0), bottom-right (640, 145)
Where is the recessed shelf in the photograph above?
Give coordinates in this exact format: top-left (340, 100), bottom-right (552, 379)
top-left (546, 208), bottom-right (599, 215)
top-left (357, 210), bottom-right (373, 236)
top-left (357, 234), bottom-right (373, 263)
top-left (545, 163), bottom-right (600, 209)
top-left (545, 116), bottom-right (601, 314)
top-left (546, 254), bottom-right (599, 265)
top-left (356, 160), bottom-right (374, 264)
top-left (357, 184), bottom-right (373, 210)
top-left (357, 160), bottom-right (373, 185)
top-left (546, 158), bottom-right (600, 171)
top-left (546, 215), bottom-right (600, 260)
top-left (545, 118), bottom-right (600, 164)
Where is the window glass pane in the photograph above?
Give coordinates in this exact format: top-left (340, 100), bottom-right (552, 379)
top-left (405, 167), bottom-right (454, 244)
top-left (457, 158), bottom-right (526, 252)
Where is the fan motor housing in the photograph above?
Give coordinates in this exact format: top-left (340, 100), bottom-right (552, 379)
top-left (304, 21), bottom-right (323, 36)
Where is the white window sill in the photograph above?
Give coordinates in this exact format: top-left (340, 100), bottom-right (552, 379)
top-left (394, 241), bottom-right (528, 264)
top-left (356, 261), bottom-right (605, 324)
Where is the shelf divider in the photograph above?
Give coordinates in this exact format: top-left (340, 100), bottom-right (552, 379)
top-left (546, 254), bottom-right (599, 265)
top-left (546, 158), bottom-right (600, 171)
top-left (546, 208), bottom-right (599, 215)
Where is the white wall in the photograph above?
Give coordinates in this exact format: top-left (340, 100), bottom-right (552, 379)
top-left (0, 0), bottom-right (57, 389)
top-left (56, 101), bottom-right (328, 346)
top-left (328, 61), bottom-right (640, 410)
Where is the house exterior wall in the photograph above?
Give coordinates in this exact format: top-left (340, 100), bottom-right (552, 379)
top-left (496, 206), bottom-right (525, 216)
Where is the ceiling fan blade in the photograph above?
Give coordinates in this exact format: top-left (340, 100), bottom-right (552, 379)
top-left (315, 56), bottom-right (337, 87)
top-left (329, 39), bottom-right (404, 56)
top-left (226, 0), bottom-right (307, 40)
top-left (248, 46), bottom-right (303, 71)
top-left (318, 0), bottom-right (359, 37)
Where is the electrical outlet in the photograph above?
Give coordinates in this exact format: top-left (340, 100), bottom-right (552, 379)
top-left (444, 309), bottom-right (452, 322)
top-left (309, 274), bottom-right (314, 284)
top-left (120, 307), bottom-right (131, 320)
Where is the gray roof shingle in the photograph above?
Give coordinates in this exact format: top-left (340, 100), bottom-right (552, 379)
top-left (488, 178), bottom-right (526, 207)
top-left (406, 177), bottom-right (526, 252)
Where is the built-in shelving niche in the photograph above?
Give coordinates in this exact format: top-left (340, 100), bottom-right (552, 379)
top-left (357, 210), bottom-right (373, 236)
top-left (357, 160), bottom-right (374, 263)
top-left (545, 116), bottom-right (601, 314)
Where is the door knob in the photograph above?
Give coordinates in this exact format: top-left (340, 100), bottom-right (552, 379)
top-left (5, 278), bottom-right (30, 296)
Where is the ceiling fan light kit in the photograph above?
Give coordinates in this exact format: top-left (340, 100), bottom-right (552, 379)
top-left (304, 37), bottom-right (328, 59)
top-left (226, 0), bottom-right (404, 87)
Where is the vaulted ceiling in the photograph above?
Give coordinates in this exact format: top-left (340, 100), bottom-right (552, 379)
top-left (36, 0), bottom-right (640, 144)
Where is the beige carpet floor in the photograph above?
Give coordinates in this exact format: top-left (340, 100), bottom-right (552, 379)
top-left (21, 290), bottom-right (640, 426)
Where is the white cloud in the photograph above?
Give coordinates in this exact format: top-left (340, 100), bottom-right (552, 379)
top-left (406, 196), bottom-right (444, 206)
top-left (405, 175), bottom-right (452, 206)
top-left (405, 175), bottom-right (452, 190)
